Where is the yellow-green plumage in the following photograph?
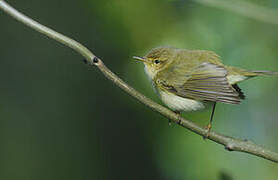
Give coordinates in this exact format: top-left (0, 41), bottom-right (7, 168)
top-left (134, 47), bottom-right (278, 112)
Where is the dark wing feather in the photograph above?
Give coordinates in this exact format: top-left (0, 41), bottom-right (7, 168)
top-left (158, 62), bottom-right (241, 104)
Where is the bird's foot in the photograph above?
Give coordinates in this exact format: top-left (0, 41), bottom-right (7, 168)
top-left (203, 123), bottom-right (212, 140)
top-left (168, 111), bottom-right (181, 126)
top-left (174, 111), bottom-right (182, 125)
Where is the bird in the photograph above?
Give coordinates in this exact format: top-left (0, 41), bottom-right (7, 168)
top-left (133, 47), bottom-right (278, 136)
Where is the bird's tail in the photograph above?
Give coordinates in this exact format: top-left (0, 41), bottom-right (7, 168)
top-left (226, 66), bottom-right (278, 84)
top-left (246, 70), bottom-right (278, 76)
top-left (228, 66), bottom-right (278, 77)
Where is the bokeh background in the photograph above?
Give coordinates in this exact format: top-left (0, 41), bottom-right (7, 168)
top-left (1, 0), bottom-right (278, 179)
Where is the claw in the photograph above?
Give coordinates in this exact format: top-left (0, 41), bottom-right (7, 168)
top-left (168, 111), bottom-right (181, 126)
top-left (174, 111), bottom-right (182, 125)
top-left (203, 123), bottom-right (212, 139)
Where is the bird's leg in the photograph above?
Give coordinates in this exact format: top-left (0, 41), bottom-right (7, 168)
top-left (175, 111), bottom-right (182, 125)
top-left (168, 111), bottom-right (181, 126)
top-left (204, 102), bottom-right (217, 139)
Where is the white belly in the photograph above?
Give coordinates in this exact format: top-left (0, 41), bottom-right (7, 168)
top-left (159, 91), bottom-right (205, 112)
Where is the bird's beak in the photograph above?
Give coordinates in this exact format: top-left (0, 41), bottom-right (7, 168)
top-left (133, 56), bottom-right (147, 63)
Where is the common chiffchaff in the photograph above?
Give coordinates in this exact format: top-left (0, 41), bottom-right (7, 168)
top-left (134, 47), bottom-right (277, 135)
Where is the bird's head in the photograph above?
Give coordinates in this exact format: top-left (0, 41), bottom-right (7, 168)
top-left (133, 47), bottom-right (176, 78)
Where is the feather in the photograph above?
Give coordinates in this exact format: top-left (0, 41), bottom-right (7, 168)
top-left (157, 62), bottom-right (241, 104)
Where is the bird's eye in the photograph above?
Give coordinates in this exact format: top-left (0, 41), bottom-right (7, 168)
top-left (154, 59), bottom-right (160, 64)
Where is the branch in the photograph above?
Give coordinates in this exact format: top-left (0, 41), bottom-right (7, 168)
top-left (1, 0), bottom-right (278, 163)
top-left (193, 0), bottom-right (278, 26)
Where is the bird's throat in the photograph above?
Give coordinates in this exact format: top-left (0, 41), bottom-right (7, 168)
top-left (144, 64), bottom-right (157, 80)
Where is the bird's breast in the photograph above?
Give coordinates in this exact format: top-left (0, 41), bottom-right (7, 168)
top-left (159, 90), bottom-right (205, 112)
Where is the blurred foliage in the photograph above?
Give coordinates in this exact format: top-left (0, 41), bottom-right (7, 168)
top-left (1, 0), bottom-right (278, 179)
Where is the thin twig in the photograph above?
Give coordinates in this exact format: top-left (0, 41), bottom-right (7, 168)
top-left (1, 0), bottom-right (278, 163)
top-left (193, 0), bottom-right (278, 26)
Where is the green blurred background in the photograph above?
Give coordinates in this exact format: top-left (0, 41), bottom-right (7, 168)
top-left (1, 0), bottom-right (278, 179)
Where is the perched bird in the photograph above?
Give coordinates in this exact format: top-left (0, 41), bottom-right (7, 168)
top-left (134, 47), bottom-right (277, 135)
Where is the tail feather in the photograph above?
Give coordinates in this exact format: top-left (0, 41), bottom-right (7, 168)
top-left (227, 66), bottom-right (278, 84)
top-left (227, 66), bottom-right (278, 77)
top-left (249, 70), bottom-right (278, 76)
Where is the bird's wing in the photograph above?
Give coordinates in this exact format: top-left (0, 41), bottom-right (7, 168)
top-left (156, 62), bottom-right (241, 104)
